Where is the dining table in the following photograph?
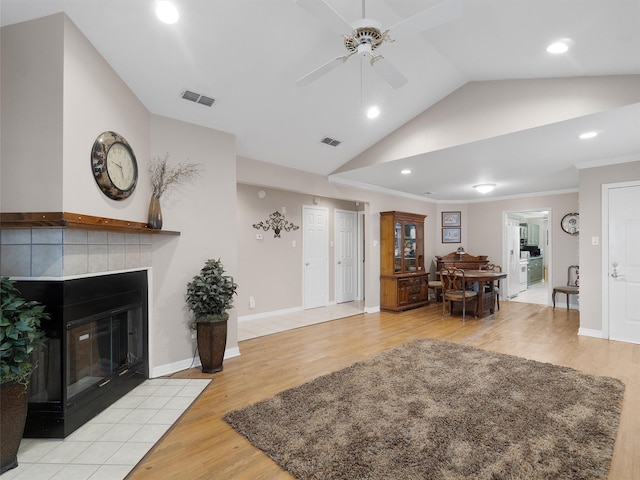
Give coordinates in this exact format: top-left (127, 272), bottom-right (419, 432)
top-left (458, 269), bottom-right (508, 318)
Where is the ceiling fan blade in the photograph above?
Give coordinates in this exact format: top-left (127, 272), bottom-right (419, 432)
top-left (296, 0), bottom-right (353, 36)
top-left (295, 55), bottom-right (349, 87)
top-left (371, 56), bottom-right (408, 89)
top-left (387, 0), bottom-right (462, 42)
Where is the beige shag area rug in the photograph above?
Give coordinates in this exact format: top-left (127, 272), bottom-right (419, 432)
top-left (223, 339), bottom-right (624, 480)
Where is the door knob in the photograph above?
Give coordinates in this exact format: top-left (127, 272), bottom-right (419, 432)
top-left (337, 260), bottom-right (342, 265)
top-left (305, 262), bottom-right (310, 266)
top-left (611, 262), bottom-right (624, 278)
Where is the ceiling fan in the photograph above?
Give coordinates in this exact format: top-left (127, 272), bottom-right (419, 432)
top-left (295, 0), bottom-right (461, 89)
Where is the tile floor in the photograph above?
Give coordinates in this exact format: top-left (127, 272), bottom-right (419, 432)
top-left (2, 378), bottom-right (210, 480)
top-left (509, 280), bottom-right (549, 305)
top-left (239, 301), bottom-right (365, 341)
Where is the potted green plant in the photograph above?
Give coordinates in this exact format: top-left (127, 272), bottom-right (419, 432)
top-left (1, 277), bottom-right (49, 474)
top-left (186, 259), bottom-right (238, 373)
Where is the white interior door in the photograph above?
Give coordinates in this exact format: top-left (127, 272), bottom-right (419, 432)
top-left (303, 206), bottom-right (328, 309)
top-left (605, 182), bottom-right (640, 343)
top-left (335, 209), bottom-right (356, 304)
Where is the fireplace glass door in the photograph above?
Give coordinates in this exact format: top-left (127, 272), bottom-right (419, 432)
top-left (66, 305), bottom-right (143, 401)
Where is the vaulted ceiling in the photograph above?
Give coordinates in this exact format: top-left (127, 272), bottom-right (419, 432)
top-left (2, 0), bottom-right (639, 201)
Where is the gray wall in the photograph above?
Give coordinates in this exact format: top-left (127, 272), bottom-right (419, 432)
top-left (578, 160), bottom-right (640, 333)
top-left (1, 14), bottom-right (238, 376)
top-left (236, 184), bottom-right (362, 317)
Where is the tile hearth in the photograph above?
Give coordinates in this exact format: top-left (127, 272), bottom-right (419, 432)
top-left (2, 378), bottom-right (210, 480)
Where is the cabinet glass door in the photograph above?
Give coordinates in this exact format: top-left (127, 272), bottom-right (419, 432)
top-left (404, 223), bottom-right (417, 272)
top-left (394, 222), bottom-right (402, 272)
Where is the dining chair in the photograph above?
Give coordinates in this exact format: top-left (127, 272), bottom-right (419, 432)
top-left (426, 259), bottom-right (442, 302)
top-left (440, 267), bottom-right (478, 321)
top-left (427, 275), bottom-right (442, 303)
top-left (480, 263), bottom-right (502, 310)
top-left (553, 265), bottom-right (579, 309)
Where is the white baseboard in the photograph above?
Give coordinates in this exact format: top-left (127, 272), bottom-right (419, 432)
top-left (150, 346), bottom-right (241, 378)
top-left (365, 305), bottom-right (380, 314)
top-left (238, 306), bottom-right (303, 322)
top-left (239, 301), bottom-right (360, 322)
top-left (578, 328), bottom-right (603, 338)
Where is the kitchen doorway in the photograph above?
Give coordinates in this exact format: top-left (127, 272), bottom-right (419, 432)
top-left (503, 209), bottom-right (550, 305)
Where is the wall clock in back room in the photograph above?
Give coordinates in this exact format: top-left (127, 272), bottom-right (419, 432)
top-left (91, 131), bottom-right (138, 200)
top-left (561, 212), bottom-right (579, 235)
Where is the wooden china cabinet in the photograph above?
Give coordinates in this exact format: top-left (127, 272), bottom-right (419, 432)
top-left (380, 211), bottom-right (428, 311)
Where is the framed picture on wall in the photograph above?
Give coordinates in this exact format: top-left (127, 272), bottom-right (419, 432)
top-left (442, 211), bottom-right (461, 227)
top-left (442, 227), bottom-right (461, 243)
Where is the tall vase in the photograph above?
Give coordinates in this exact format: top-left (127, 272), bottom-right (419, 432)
top-left (147, 195), bottom-right (163, 229)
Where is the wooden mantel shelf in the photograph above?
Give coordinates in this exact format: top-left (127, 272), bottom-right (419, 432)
top-left (0, 212), bottom-right (180, 236)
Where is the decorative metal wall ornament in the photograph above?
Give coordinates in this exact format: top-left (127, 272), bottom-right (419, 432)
top-left (253, 211), bottom-right (299, 238)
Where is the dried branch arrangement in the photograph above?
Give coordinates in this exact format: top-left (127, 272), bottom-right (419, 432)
top-left (149, 153), bottom-right (202, 198)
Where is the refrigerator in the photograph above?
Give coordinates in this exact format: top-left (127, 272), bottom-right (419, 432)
top-left (506, 225), bottom-right (521, 298)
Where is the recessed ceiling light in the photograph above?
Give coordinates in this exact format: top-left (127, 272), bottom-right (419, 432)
top-left (579, 131), bottom-right (598, 139)
top-left (473, 184), bottom-right (496, 194)
top-left (401, 169), bottom-right (412, 175)
top-left (156, 1), bottom-right (179, 24)
top-left (366, 106), bottom-right (380, 119)
top-left (547, 40), bottom-right (569, 54)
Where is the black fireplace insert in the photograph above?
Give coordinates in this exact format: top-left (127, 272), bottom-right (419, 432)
top-left (16, 270), bottom-right (148, 438)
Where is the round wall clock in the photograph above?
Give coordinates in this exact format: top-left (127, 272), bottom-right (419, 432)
top-left (91, 131), bottom-right (138, 200)
top-left (561, 212), bottom-right (579, 235)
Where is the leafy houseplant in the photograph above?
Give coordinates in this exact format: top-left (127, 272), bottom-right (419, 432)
top-left (1, 277), bottom-right (49, 474)
top-left (186, 259), bottom-right (238, 373)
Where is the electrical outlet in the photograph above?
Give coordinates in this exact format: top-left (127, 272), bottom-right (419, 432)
top-left (592, 236), bottom-right (599, 245)
top-left (249, 296), bottom-right (255, 309)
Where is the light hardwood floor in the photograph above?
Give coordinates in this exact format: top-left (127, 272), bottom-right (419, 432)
top-left (128, 302), bottom-right (640, 480)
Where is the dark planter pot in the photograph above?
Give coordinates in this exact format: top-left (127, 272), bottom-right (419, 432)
top-left (1, 381), bottom-right (28, 474)
top-left (196, 320), bottom-right (227, 373)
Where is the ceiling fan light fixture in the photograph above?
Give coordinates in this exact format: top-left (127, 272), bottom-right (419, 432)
top-left (473, 183), bottom-right (496, 194)
top-left (401, 169), bottom-right (411, 175)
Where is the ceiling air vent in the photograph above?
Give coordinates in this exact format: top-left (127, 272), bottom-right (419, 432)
top-left (181, 90), bottom-right (216, 107)
top-left (321, 137), bottom-right (341, 147)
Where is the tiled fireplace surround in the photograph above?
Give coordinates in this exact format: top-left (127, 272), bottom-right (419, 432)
top-left (0, 227), bottom-right (152, 278)
top-left (0, 221), bottom-right (158, 438)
